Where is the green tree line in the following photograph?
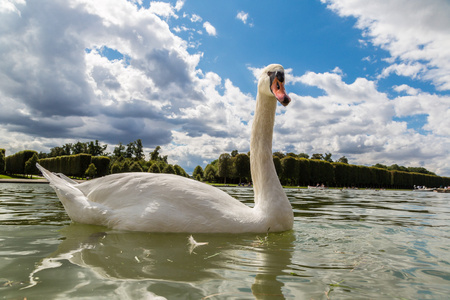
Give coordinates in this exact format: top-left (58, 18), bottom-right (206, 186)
top-left (192, 151), bottom-right (450, 189)
top-left (1, 141), bottom-right (188, 179)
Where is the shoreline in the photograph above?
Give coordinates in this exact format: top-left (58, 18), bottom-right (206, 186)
top-left (0, 178), bottom-right (50, 184)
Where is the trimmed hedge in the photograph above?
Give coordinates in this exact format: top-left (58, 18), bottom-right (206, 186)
top-left (91, 156), bottom-right (110, 177)
top-left (290, 159), bottom-right (450, 189)
top-left (39, 154), bottom-right (93, 177)
top-left (0, 148), bottom-right (5, 174)
top-left (5, 150), bottom-right (38, 175)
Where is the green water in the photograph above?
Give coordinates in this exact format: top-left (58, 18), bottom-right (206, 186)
top-left (0, 183), bottom-right (449, 299)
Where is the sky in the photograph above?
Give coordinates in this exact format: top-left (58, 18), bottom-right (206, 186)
top-left (1, 0), bottom-right (449, 176)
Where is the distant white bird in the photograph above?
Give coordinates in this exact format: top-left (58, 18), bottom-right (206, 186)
top-left (37, 64), bottom-right (293, 233)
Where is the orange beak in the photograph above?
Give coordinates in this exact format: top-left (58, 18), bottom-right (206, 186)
top-left (271, 77), bottom-right (291, 107)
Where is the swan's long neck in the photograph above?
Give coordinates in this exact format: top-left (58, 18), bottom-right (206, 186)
top-left (250, 92), bottom-right (289, 214)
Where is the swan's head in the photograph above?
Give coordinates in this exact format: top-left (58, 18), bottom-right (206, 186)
top-left (258, 64), bottom-right (291, 107)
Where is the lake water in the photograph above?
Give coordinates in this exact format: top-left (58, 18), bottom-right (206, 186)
top-left (1, 183), bottom-right (449, 299)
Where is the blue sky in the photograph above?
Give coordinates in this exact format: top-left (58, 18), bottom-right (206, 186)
top-left (1, 0), bottom-right (449, 176)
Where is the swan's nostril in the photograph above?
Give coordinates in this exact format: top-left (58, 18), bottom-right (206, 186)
top-left (281, 96), bottom-right (291, 106)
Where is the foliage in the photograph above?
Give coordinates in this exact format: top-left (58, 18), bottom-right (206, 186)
top-left (203, 164), bottom-right (217, 182)
top-left (337, 156), bottom-right (348, 164)
top-left (281, 156), bottom-right (298, 185)
top-left (148, 163), bottom-right (161, 173)
top-left (234, 153), bottom-right (250, 183)
top-left (5, 150), bottom-right (38, 175)
top-left (91, 156), bottom-right (110, 177)
top-left (111, 162), bottom-right (122, 174)
top-left (85, 163), bottom-right (97, 178)
top-left (193, 165), bottom-right (204, 180)
top-left (25, 153), bottom-right (39, 176)
top-left (0, 149), bottom-right (5, 174)
top-left (162, 164), bottom-right (175, 174)
top-left (130, 162), bottom-right (143, 172)
top-left (218, 153), bottom-right (232, 184)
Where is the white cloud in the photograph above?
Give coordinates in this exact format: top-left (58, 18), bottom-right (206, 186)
top-left (236, 11), bottom-right (253, 27)
top-left (190, 14), bottom-right (202, 22)
top-left (148, 1), bottom-right (182, 18)
top-left (203, 21), bottom-right (217, 36)
top-left (236, 11), bottom-right (248, 24)
top-left (0, 0), bottom-right (449, 177)
top-left (393, 84), bottom-right (421, 96)
top-left (268, 67), bottom-right (450, 176)
top-left (323, 0), bottom-right (450, 91)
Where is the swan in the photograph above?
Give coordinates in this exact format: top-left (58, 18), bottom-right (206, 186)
top-left (37, 64), bottom-right (294, 233)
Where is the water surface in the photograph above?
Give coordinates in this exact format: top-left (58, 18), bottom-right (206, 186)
top-left (1, 183), bottom-right (449, 299)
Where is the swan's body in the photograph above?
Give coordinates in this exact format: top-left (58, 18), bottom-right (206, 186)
top-left (38, 64), bottom-right (293, 233)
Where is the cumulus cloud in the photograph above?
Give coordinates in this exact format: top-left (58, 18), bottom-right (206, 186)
top-left (322, 0), bottom-right (450, 91)
top-left (203, 21), bottom-right (217, 36)
top-left (236, 11), bottom-right (248, 24)
top-left (275, 69), bottom-right (450, 175)
top-left (148, 0), bottom-right (184, 18)
top-left (236, 11), bottom-right (253, 27)
top-left (0, 0), bottom-right (449, 177)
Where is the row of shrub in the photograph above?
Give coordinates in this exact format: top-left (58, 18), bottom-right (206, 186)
top-left (283, 157), bottom-right (450, 189)
top-left (5, 150), bottom-right (38, 175)
top-left (0, 148), bottom-right (5, 174)
top-left (4, 149), bottom-right (190, 179)
top-left (38, 154), bottom-right (111, 177)
top-left (200, 154), bottom-right (450, 189)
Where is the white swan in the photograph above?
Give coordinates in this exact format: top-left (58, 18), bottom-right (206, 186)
top-left (37, 64), bottom-right (293, 233)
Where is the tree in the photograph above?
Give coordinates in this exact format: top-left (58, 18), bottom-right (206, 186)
top-left (150, 146), bottom-right (161, 161)
top-left (286, 152), bottom-right (297, 158)
top-left (372, 163), bottom-right (388, 169)
top-left (125, 142), bottom-right (134, 159)
top-left (130, 162), bottom-right (143, 172)
top-left (134, 139), bottom-right (145, 161)
top-left (49, 146), bottom-right (66, 157)
top-left (218, 153), bottom-right (232, 184)
top-left (113, 142), bottom-right (126, 158)
top-left (204, 164), bottom-right (217, 182)
top-left (174, 165), bottom-right (187, 177)
top-left (193, 165), bottom-right (204, 180)
top-left (273, 151), bottom-right (285, 159)
top-left (72, 141), bottom-right (87, 155)
top-left (0, 150), bottom-right (5, 174)
top-left (281, 156), bottom-right (299, 185)
top-left (111, 162), bottom-right (122, 174)
top-left (148, 163), bottom-right (161, 173)
top-left (122, 160), bottom-right (131, 173)
top-left (24, 153), bottom-right (39, 177)
top-left (162, 164), bottom-right (175, 174)
top-left (88, 140), bottom-right (107, 156)
top-left (234, 153), bottom-right (250, 184)
top-left (407, 167), bottom-right (435, 175)
top-left (298, 153), bottom-right (309, 159)
top-left (323, 153), bottom-right (333, 162)
top-left (85, 163), bottom-right (97, 178)
top-left (388, 164), bottom-right (408, 172)
top-left (337, 156), bottom-right (348, 164)
top-left (231, 150), bottom-right (239, 157)
top-left (311, 153), bottom-right (323, 160)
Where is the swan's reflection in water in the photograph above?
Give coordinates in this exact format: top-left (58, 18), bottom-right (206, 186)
top-left (27, 223), bottom-right (296, 299)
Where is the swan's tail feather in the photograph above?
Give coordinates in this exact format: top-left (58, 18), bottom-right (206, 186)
top-left (55, 173), bottom-right (79, 185)
top-left (36, 163), bottom-right (70, 187)
top-left (36, 163), bottom-right (96, 223)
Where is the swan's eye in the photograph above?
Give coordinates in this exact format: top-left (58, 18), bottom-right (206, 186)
top-left (276, 72), bottom-right (285, 83)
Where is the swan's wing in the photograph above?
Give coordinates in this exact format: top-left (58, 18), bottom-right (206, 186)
top-left (75, 173), bottom-right (256, 232)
